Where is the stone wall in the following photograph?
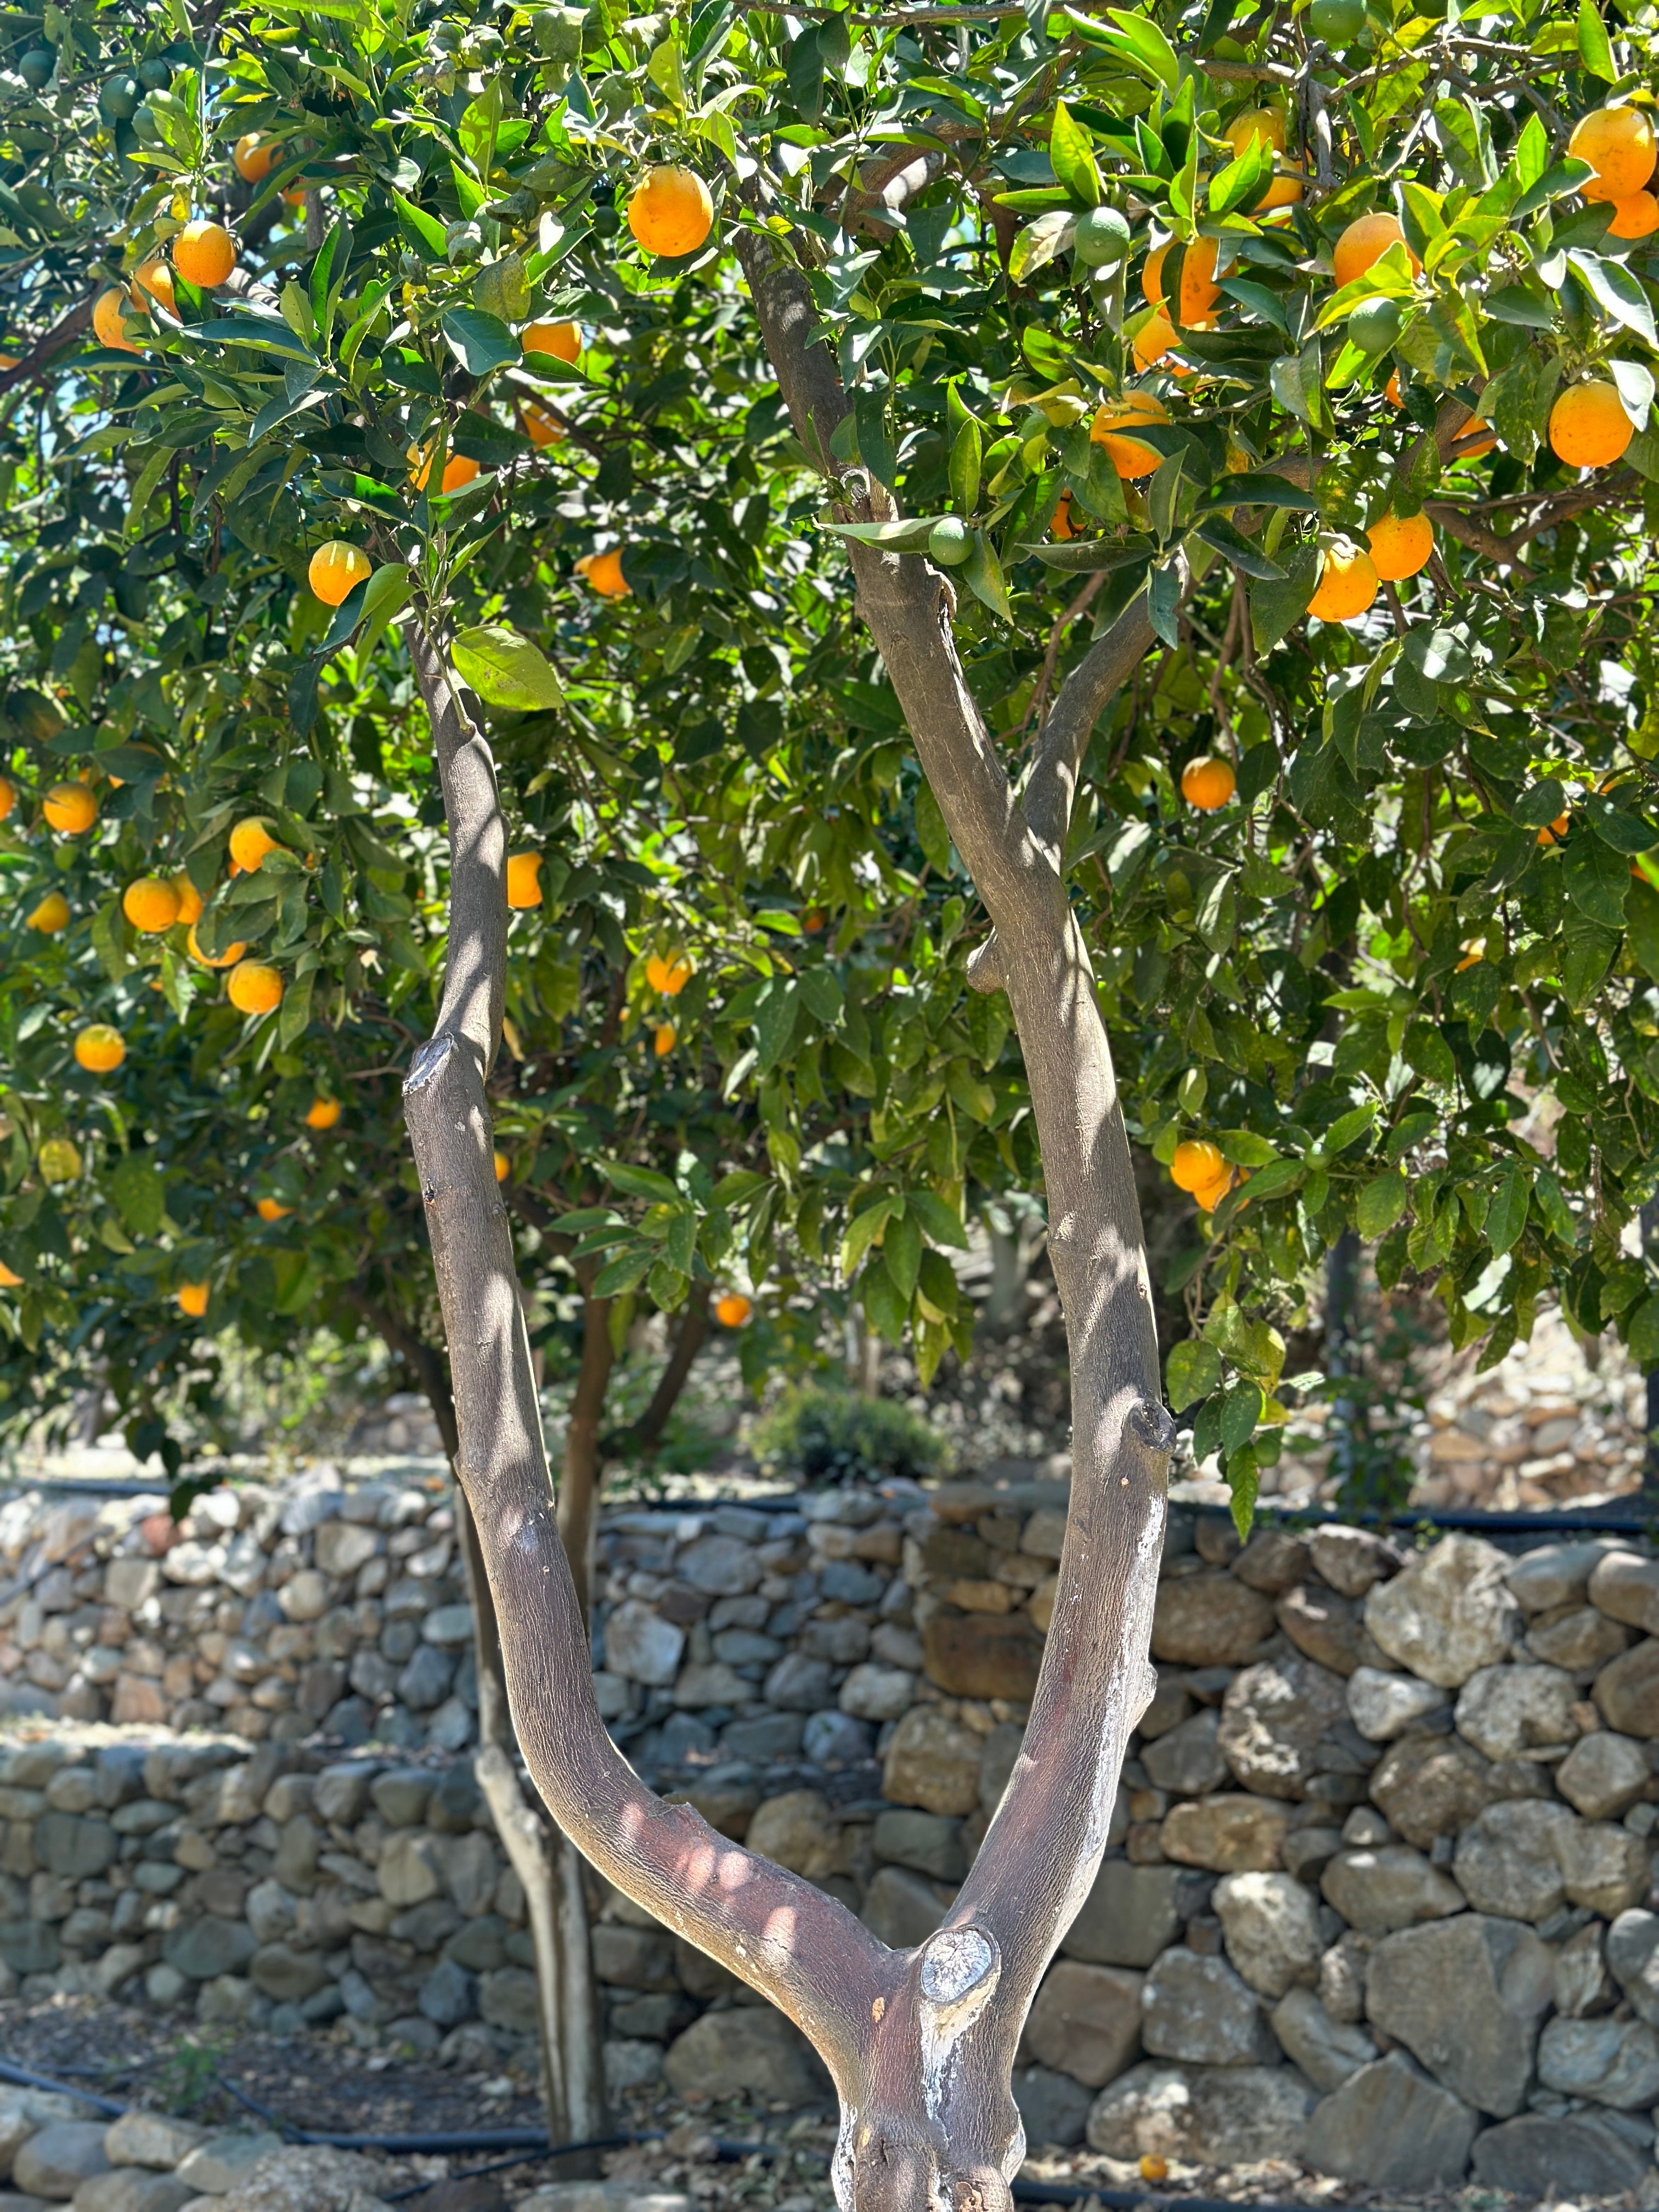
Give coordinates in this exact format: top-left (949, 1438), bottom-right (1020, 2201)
top-left (9, 1466), bottom-right (1659, 2194)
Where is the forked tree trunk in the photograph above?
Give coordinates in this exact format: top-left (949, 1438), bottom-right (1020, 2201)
top-left (402, 223), bottom-right (1177, 2205)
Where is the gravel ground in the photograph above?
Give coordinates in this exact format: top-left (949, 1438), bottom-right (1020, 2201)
top-left (2, 1992), bottom-right (1655, 2212)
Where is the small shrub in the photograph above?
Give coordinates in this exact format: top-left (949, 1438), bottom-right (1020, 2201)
top-left (752, 1384), bottom-right (952, 1486)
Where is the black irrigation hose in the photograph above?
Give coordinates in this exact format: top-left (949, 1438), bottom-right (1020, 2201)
top-left (0, 2057), bottom-right (127, 2116)
top-left (1012, 2185), bottom-right (1336, 2212)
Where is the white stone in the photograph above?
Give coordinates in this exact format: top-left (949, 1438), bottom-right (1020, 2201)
top-left (1363, 1536), bottom-right (1521, 1688)
top-left (1319, 1845), bottom-right (1464, 1933)
top-left (838, 1663), bottom-right (915, 1722)
top-left (602, 1601), bottom-right (685, 1686)
top-left (1556, 1730), bottom-right (1651, 1821)
top-left (1346, 1667), bottom-right (1447, 1741)
top-left (1453, 1662), bottom-right (1580, 1761)
top-left (1212, 1871), bottom-right (1322, 1998)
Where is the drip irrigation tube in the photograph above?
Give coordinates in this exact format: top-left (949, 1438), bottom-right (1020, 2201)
top-left (0, 2058), bottom-right (126, 2116)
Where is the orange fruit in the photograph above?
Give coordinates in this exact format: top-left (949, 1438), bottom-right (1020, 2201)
top-left (1366, 511), bottom-right (1434, 580)
top-left (308, 540), bottom-right (371, 605)
top-left (494, 1148), bottom-right (510, 1183)
top-left (0, 777), bottom-right (13, 822)
top-left (653, 1022), bottom-right (676, 1056)
top-left (44, 782), bottom-right (97, 834)
top-left (255, 1197), bottom-right (291, 1222)
top-left (1090, 391), bottom-right (1169, 478)
top-left (522, 320), bottom-right (580, 362)
top-left (645, 952), bottom-right (693, 995)
top-left (26, 891), bottom-right (70, 933)
top-left (1171, 1139), bottom-right (1225, 1192)
top-left (1051, 491), bottom-right (1078, 541)
top-left (575, 548), bottom-right (630, 597)
top-left (627, 166), bottom-right (714, 257)
top-left (1333, 210), bottom-right (1419, 289)
top-left (228, 817), bottom-right (281, 873)
top-left (1385, 369), bottom-right (1403, 407)
top-left (187, 923), bottom-right (246, 968)
top-left (1308, 538), bottom-right (1379, 622)
top-left (227, 959), bottom-right (283, 1015)
top-left (0, 1261), bottom-right (21, 1289)
top-left (38, 1137), bottom-right (82, 1184)
top-left (172, 219), bottom-right (236, 289)
top-left (1569, 105), bottom-right (1657, 202)
top-left (1194, 1167), bottom-right (1235, 1212)
top-left (171, 873), bottom-right (205, 926)
top-left (803, 909), bottom-right (825, 933)
top-left (715, 1292), bottom-right (752, 1327)
top-left (1224, 108), bottom-right (1286, 158)
top-left (522, 405), bottom-right (564, 448)
top-left (304, 1096), bottom-right (341, 1130)
top-left (123, 876), bottom-right (180, 933)
top-left (74, 1023), bottom-right (125, 1074)
top-left (410, 445), bottom-right (480, 494)
top-left (1448, 407), bottom-right (1497, 459)
top-left (1181, 757), bottom-right (1236, 811)
top-left (234, 132), bottom-right (279, 183)
top-left (1538, 813), bottom-right (1570, 847)
top-left (1256, 168), bottom-right (1305, 211)
top-left (1132, 308), bottom-right (1180, 371)
top-left (132, 259), bottom-right (175, 315)
top-left (1139, 2157), bottom-right (1169, 2185)
top-left (506, 851), bottom-right (544, 909)
top-left (1549, 380), bottom-right (1634, 468)
top-left (1609, 190), bottom-right (1659, 239)
top-left (1143, 236), bottom-right (1220, 324)
top-left (177, 1282), bottom-right (209, 1318)
top-left (92, 287), bottom-right (138, 352)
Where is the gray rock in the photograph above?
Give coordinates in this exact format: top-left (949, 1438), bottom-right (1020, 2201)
top-left (377, 1832), bottom-right (442, 1908)
top-left (1365, 1914), bottom-right (1551, 2117)
top-left (800, 1709), bottom-right (869, 1765)
top-left (602, 2042), bottom-right (664, 2096)
top-left (1141, 1711), bottom-right (1226, 1798)
top-left (1062, 1863), bottom-right (1186, 1970)
top-left (33, 1816), bottom-right (116, 1881)
top-left (1086, 2062), bottom-right (1315, 2167)
top-left (1455, 1798), bottom-right (1646, 1922)
top-left (368, 1770), bottom-right (430, 1827)
top-left (1596, 1637), bottom-right (1659, 1734)
top-left (13, 2126), bottom-right (109, 2200)
top-left (860, 1866), bottom-right (946, 1949)
top-left (1274, 1582), bottom-right (1380, 1679)
top-left (1472, 2111), bottom-right (1654, 2198)
top-left (1557, 1730), bottom-right (1651, 1820)
top-left (1212, 1871), bottom-right (1321, 1997)
top-left (1369, 1731), bottom-right (1495, 1848)
top-left (672, 1662), bottom-right (754, 1711)
top-left (1233, 1530), bottom-right (1308, 1595)
top-left (161, 1919), bottom-right (257, 1983)
top-left (1453, 1662), bottom-right (1579, 1761)
top-left (1141, 1948), bottom-right (1277, 2067)
top-left (676, 1536), bottom-right (762, 1597)
top-left (1538, 2013), bottom-right (1659, 2106)
top-left (1508, 1539), bottom-right (1618, 1615)
top-left (978, 1723), bottom-right (1024, 1815)
top-left (1526, 1604), bottom-right (1630, 1674)
top-left (1303, 2052), bottom-right (1477, 2188)
top-left (720, 1713), bottom-right (804, 1764)
top-left (104, 2114), bottom-right (206, 2170)
top-left (420, 1604), bottom-right (473, 1648)
top-left (1150, 1575), bottom-right (1274, 1667)
top-left (1025, 1962), bottom-right (1142, 2088)
top-left (173, 2135), bottom-right (284, 2198)
top-left (197, 2143), bottom-right (384, 2212)
top-left (314, 1523), bottom-right (379, 1579)
top-left (1609, 1907), bottom-right (1659, 2025)
top-left (1554, 1917), bottom-right (1617, 2018)
top-left (1558, 1816), bottom-right (1650, 1917)
top-left (1159, 1794), bottom-right (1290, 1872)
top-left (663, 2006), bottom-right (831, 2107)
top-left (249, 1945), bottom-right (330, 2005)
top-left (1589, 1548), bottom-right (1659, 1634)
top-left (395, 1646), bottom-right (453, 1712)
top-left (519, 2188), bottom-right (688, 2212)
top-left (763, 1655), bottom-right (835, 1712)
top-left (590, 1926), bottom-right (676, 1991)
top-left (745, 1791), bottom-right (842, 1882)
top-left (881, 1708), bottom-right (981, 1817)
top-left (1320, 1845), bottom-right (1465, 1934)
top-left (1268, 1988), bottom-right (1377, 2093)
top-left (72, 2175), bottom-right (195, 2212)
top-left (1013, 2066), bottom-right (1092, 2149)
top-left (1363, 1536), bottom-right (1520, 1688)
top-left (602, 1603), bottom-right (685, 1687)
top-left (1218, 1653), bottom-right (1350, 1801)
top-left (1308, 1527), bottom-right (1399, 1599)
top-left (478, 1967), bottom-right (541, 2035)
top-left (871, 1809), bottom-right (964, 1882)
top-left (837, 1664), bottom-right (913, 1723)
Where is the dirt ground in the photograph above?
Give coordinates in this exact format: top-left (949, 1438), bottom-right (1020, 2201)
top-left (3, 1991), bottom-right (1655, 2212)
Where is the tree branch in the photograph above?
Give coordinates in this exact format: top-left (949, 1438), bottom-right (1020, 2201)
top-left (602, 1286), bottom-right (711, 1459)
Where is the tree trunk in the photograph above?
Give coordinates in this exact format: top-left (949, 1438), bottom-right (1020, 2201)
top-left (402, 250), bottom-right (1177, 2208)
top-left (603, 1287), bottom-right (709, 1460)
top-left (558, 1287), bottom-right (614, 1630)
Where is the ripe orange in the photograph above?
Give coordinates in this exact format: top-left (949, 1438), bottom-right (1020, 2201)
top-left (305, 1096), bottom-right (342, 1130)
top-left (1051, 491), bottom-right (1078, 541)
top-left (171, 873), bottom-right (204, 926)
top-left (74, 1024), bottom-right (125, 1074)
top-left (1367, 511), bottom-right (1434, 580)
top-left (1448, 407), bottom-right (1497, 459)
top-left (1609, 190), bottom-right (1659, 239)
top-left (123, 876), bottom-right (180, 933)
top-left (308, 540), bottom-right (372, 605)
top-left (227, 959), bottom-right (283, 1015)
top-left (646, 952), bottom-right (693, 995)
top-left (1143, 236), bottom-right (1220, 324)
top-left (522, 405), bottom-right (564, 448)
top-left (1333, 210), bottom-right (1419, 289)
top-left (1569, 105), bottom-right (1657, 202)
top-left (494, 1148), bottom-right (510, 1183)
top-left (132, 259), bottom-right (175, 315)
top-left (653, 1022), bottom-right (676, 1056)
top-left (173, 219), bottom-right (236, 289)
top-left (177, 1282), bottom-right (210, 1318)
top-left (1385, 369), bottom-right (1404, 407)
top-left (522, 320), bottom-right (580, 362)
top-left (1132, 308), bottom-right (1180, 371)
top-left (92, 287), bottom-right (138, 352)
top-left (803, 909), bottom-right (825, 933)
top-left (255, 1197), bottom-right (291, 1222)
top-left (1308, 539), bottom-right (1379, 623)
top-left (1549, 380), bottom-right (1634, 468)
top-left (1224, 108), bottom-right (1286, 158)
top-left (506, 851), bottom-right (544, 909)
top-left (627, 166), bottom-right (714, 257)
top-left (410, 445), bottom-right (480, 494)
top-left (0, 777), bottom-right (13, 822)
top-left (1090, 391), bottom-right (1169, 478)
top-left (715, 1292), bottom-right (753, 1327)
top-left (1181, 757), bottom-right (1236, 811)
top-left (187, 923), bottom-right (246, 968)
top-left (1140, 2157), bottom-right (1169, 2184)
top-left (575, 548), bottom-right (630, 597)
top-left (1256, 168), bottom-right (1306, 211)
top-left (229, 817), bottom-right (281, 873)
top-left (44, 782), bottom-right (97, 834)
top-left (38, 1137), bottom-right (82, 1183)
top-left (1171, 1138), bottom-right (1225, 1192)
top-left (27, 891), bottom-right (70, 933)
top-left (233, 132), bottom-right (280, 183)
top-left (1537, 812), bottom-right (1570, 847)
top-left (0, 1261), bottom-right (21, 1289)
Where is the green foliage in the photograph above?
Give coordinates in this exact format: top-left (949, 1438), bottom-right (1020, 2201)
top-left (751, 1383), bottom-right (952, 1488)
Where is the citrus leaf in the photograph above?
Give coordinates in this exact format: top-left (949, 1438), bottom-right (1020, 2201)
top-left (452, 625), bottom-right (565, 710)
